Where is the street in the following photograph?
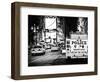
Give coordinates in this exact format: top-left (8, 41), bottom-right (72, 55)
top-left (28, 49), bottom-right (87, 66)
top-left (28, 50), bottom-right (66, 66)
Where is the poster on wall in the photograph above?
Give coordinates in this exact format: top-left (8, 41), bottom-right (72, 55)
top-left (11, 2), bottom-right (97, 80)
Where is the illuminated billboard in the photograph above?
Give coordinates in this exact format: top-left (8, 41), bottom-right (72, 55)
top-left (45, 17), bottom-right (56, 29)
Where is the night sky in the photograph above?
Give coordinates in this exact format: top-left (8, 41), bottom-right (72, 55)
top-left (64, 17), bottom-right (78, 38)
top-left (28, 15), bottom-right (41, 27)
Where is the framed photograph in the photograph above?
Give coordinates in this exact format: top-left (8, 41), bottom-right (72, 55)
top-left (11, 2), bottom-right (98, 80)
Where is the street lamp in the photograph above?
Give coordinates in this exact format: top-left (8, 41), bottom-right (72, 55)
top-left (31, 26), bottom-right (34, 30)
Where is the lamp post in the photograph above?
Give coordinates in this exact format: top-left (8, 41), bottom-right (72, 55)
top-left (30, 26), bottom-right (34, 45)
top-left (31, 24), bottom-right (36, 45)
